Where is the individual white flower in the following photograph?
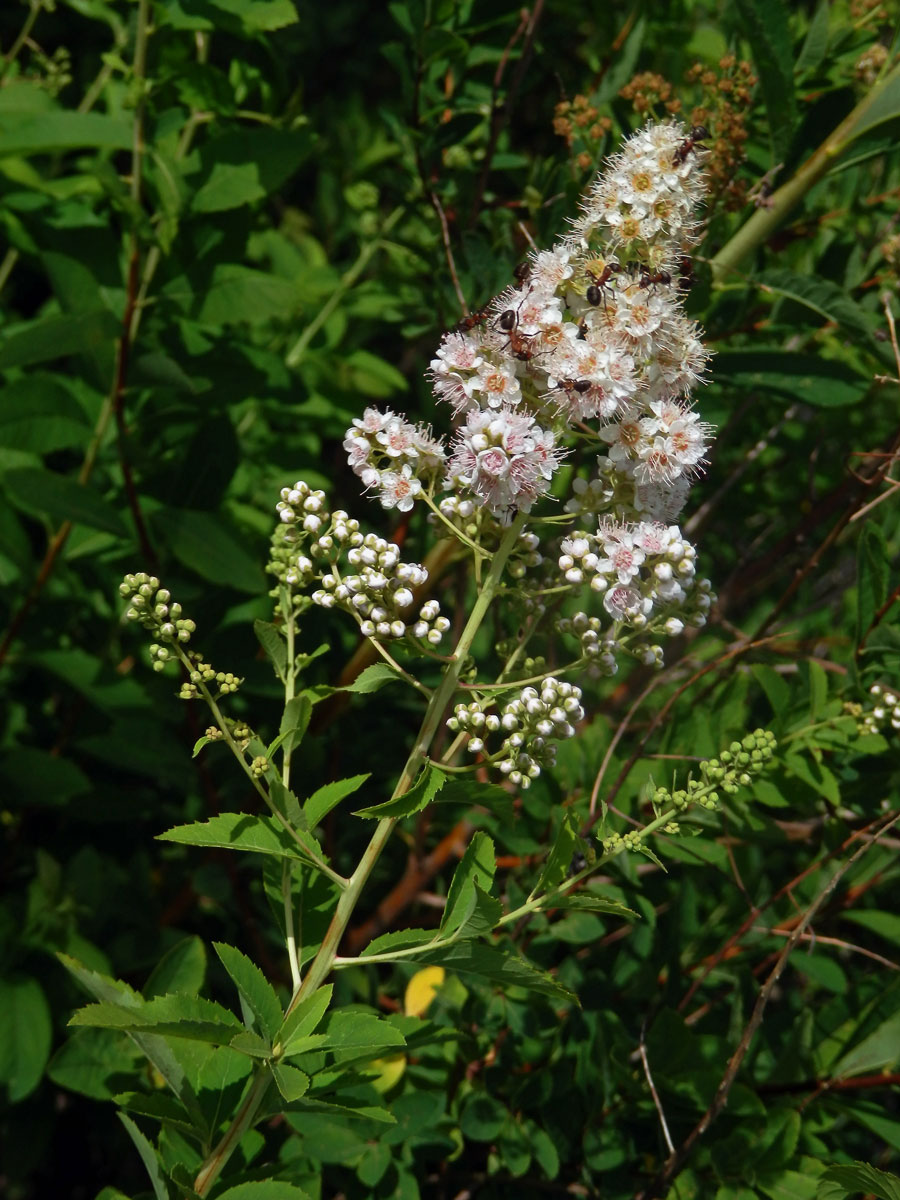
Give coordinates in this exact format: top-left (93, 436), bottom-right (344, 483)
top-left (378, 465), bottom-right (422, 512)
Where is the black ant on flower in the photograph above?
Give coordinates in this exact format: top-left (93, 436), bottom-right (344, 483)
top-left (673, 124), bottom-right (710, 165)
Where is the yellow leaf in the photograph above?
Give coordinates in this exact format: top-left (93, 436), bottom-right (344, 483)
top-left (367, 1052), bottom-right (406, 1094)
top-left (404, 966), bottom-right (445, 1017)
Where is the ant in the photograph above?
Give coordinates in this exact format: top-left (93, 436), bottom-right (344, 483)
top-left (638, 269), bottom-right (672, 290)
top-left (496, 304), bottom-right (538, 362)
top-left (555, 378), bottom-right (592, 396)
top-left (677, 255), bottom-right (694, 294)
top-left (513, 261), bottom-right (532, 284)
top-left (454, 307), bottom-right (489, 334)
top-left (585, 261), bottom-right (622, 308)
top-left (673, 124), bottom-right (710, 165)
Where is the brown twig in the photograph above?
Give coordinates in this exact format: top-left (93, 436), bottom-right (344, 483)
top-left (469, 2), bottom-right (546, 226)
top-left (637, 811), bottom-right (900, 1200)
top-left (429, 189), bottom-right (468, 315)
top-left (678, 809), bottom-right (895, 1012)
top-left (639, 1017), bottom-right (675, 1158)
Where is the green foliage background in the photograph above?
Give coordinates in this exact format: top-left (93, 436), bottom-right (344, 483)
top-left (1, 0), bottom-right (900, 1197)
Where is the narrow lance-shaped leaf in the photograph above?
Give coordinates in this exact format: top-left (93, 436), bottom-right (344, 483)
top-left (441, 832), bottom-right (496, 935)
top-left (354, 763), bottom-right (445, 818)
top-left (214, 943), bottom-right (283, 1041)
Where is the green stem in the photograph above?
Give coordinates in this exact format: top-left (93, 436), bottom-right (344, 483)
top-left (175, 646), bottom-right (347, 890)
top-left (192, 513), bottom-right (526, 1196)
top-left (285, 207), bottom-right (405, 368)
top-left (711, 62), bottom-right (900, 283)
top-left (0, 0), bottom-right (43, 83)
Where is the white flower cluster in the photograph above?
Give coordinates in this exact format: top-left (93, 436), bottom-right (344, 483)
top-left (447, 678), bottom-right (585, 788)
top-left (858, 684), bottom-right (900, 736)
top-left (571, 121), bottom-right (708, 258)
top-left (343, 408), bottom-right (445, 513)
top-left (556, 520), bottom-right (712, 673)
top-left (339, 120), bottom-right (710, 523)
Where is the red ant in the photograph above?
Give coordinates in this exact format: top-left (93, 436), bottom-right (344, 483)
top-left (586, 262), bottom-right (622, 308)
top-left (677, 255), bottom-right (694, 294)
top-left (455, 307), bottom-right (489, 334)
top-left (673, 124), bottom-right (710, 165)
top-left (638, 269), bottom-right (672, 289)
top-left (494, 298), bottom-right (541, 362)
top-left (555, 378), bottom-right (592, 396)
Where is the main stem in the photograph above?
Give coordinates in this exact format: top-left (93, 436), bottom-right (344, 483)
top-left (710, 62), bottom-right (900, 283)
top-left (193, 515), bottom-right (526, 1195)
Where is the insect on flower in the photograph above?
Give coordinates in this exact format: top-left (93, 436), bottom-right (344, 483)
top-left (673, 124), bottom-right (710, 165)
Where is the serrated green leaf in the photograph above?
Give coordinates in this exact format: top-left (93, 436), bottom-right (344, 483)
top-left (144, 937), bottom-right (206, 999)
top-left (192, 735), bottom-right (214, 758)
top-left (857, 524), bottom-right (889, 645)
top-left (0, 111), bottom-right (132, 155)
top-left (193, 128), bottom-right (311, 213)
top-left (228, 1030), bottom-right (272, 1058)
top-left (254, 619), bottom-right (287, 683)
top-left (796, 2), bottom-right (829, 73)
top-left (112, 1091), bottom-right (199, 1138)
top-left (359, 928), bottom-right (436, 958)
top-left (414, 941), bottom-right (576, 1004)
top-left (441, 831), bottom-right (496, 935)
top-left (161, 508), bottom-right (265, 593)
top-left (817, 1162), bottom-right (900, 1200)
top-left (540, 889), bottom-right (637, 920)
top-left (117, 1113), bottom-right (169, 1200)
top-left (535, 810), bottom-right (581, 894)
top-left (0, 375), bottom-right (89, 452)
top-left (353, 763), bottom-right (445, 818)
top-left (5, 469), bottom-right (128, 537)
top-left (70, 994), bottom-right (244, 1045)
top-left (157, 813), bottom-right (306, 860)
top-left (713, 351), bottom-right (867, 408)
top-left (0, 310), bottom-right (120, 369)
top-left (305, 774), bottom-right (370, 827)
top-left (318, 1011), bottom-right (406, 1057)
top-left (276, 694), bottom-right (312, 758)
top-left (833, 1011), bottom-right (900, 1077)
top-left (218, 1181), bottom-right (312, 1200)
top-left (195, 264), bottom-right (300, 326)
top-left (757, 269), bottom-right (873, 340)
top-left (841, 910), bottom-right (900, 946)
top-left (0, 975), bottom-right (52, 1101)
top-left (733, 0), bottom-right (796, 160)
top-left (270, 1063), bottom-right (310, 1102)
top-left (278, 985), bottom-right (333, 1055)
top-left (214, 943), bottom-right (283, 1040)
top-left (341, 663), bottom-right (403, 694)
top-left (58, 956), bottom-right (208, 1137)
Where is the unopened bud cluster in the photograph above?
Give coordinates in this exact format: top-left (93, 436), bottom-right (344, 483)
top-left (652, 729), bottom-right (777, 813)
top-left (448, 678), bottom-right (584, 788)
top-left (601, 730), bottom-right (777, 856)
top-left (119, 573), bottom-right (196, 672)
top-left (178, 655), bottom-right (242, 700)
